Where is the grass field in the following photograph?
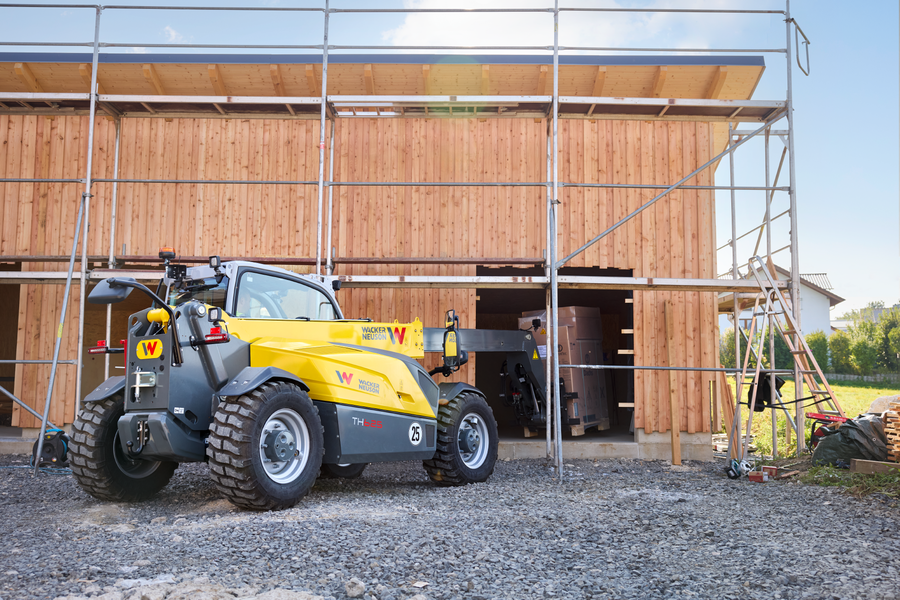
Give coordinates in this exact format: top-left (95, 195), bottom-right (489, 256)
top-left (722, 377), bottom-right (899, 458)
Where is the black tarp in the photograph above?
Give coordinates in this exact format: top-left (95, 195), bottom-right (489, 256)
top-left (812, 414), bottom-right (887, 466)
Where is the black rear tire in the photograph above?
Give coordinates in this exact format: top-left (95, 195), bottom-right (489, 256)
top-left (69, 396), bottom-right (177, 502)
top-left (320, 463), bottom-right (368, 479)
top-left (207, 382), bottom-right (324, 511)
top-left (423, 391), bottom-right (498, 486)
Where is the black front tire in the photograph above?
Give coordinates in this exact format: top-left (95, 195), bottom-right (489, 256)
top-left (423, 392), bottom-right (498, 486)
top-left (207, 382), bottom-right (324, 511)
top-left (69, 396), bottom-right (177, 502)
top-left (320, 463), bottom-right (368, 479)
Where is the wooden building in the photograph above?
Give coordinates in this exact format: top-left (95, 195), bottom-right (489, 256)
top-left (0, 53), bottom-right (776, 457)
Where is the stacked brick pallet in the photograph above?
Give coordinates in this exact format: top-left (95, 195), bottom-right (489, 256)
top-left (886, 401), bottom-right (900, 463)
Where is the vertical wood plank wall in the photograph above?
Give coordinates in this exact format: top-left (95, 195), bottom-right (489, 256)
top-left (0, 115), bottom-right (716, 432)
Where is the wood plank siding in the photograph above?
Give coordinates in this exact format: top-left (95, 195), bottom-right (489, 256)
top-left (0, 115), bottom-right (716, 433)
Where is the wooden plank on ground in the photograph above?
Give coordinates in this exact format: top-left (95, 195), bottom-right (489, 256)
top-left (850, 459), bottom-right (900, 475)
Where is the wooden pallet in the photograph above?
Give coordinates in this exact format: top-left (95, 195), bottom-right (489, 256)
top-left (885, 402), bottom-right (900, 463)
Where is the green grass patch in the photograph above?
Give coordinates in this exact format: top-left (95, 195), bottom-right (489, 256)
top-left (801, 465), bottom-right (900, 501)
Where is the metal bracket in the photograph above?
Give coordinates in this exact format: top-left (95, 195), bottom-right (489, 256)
top-left (789, 19), bottom-right (811, 76)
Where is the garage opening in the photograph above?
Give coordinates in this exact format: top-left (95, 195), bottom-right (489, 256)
top-left (475, 266), bottom-right (634, 442)
top-left (0, 265), bottom-right (20, 427)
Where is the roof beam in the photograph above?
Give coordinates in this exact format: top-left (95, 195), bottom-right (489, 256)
top-left (706, 66), bottom-right (728, 99)
top-left (78, 63), bottom-right (106, 94)
top-left (536, 65), bottom-right (548, 95)
top-left (268, 65), bottom-right (296, 116)
top-left (587, 66), bottom-right (607, 116)
top-left (207, 64), bottom-right (228, 96)
top-left (363, 64), bottom-right (375, 95)
top-left (270, 64), bottom-right (286, 96)
top-left (481, 65), bottom-right (490, 95)
top-left (14, 62), bottom-right (43, 93)
top-left (422, 65), bottom-right (432, 95)
top-left (142, 64), bottom-right (166, 95)
top-left (422, 65), bottom-right (431, 114)
top-left (652, 66), bottom-right (668, 98)
top-left (305, 64), bottom-right (320, 97)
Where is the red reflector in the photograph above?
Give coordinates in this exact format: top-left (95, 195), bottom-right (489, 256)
top-left (210, 326), bottom-right (222, 335)
top-left (96, 339), bottom-right (107, 347)
top-left (205, 333), bottom-right (228, 343)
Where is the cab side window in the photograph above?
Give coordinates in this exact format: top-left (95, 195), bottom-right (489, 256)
top-left (234, 271), bottom-right (338, 320)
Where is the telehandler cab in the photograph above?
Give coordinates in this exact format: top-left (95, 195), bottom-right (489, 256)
top-left (71, 252), bottom-right (498, 510)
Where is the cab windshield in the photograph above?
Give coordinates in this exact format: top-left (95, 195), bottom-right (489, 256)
top-left (167, 276), bottom-right (229, 310)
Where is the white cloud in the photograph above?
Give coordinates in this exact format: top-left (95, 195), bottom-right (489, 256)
top-left (130, 47), bottom-right (149, 54)
top-left (380, 0), bottom-right (782, 54)
top-left (163, 25), bottom-right (184, 44)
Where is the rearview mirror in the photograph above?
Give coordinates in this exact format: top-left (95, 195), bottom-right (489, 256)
top-left (88, 278), bottom-right (135, 305)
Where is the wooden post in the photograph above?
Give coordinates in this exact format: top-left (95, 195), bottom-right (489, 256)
top-left (710, 378), bottom-right (720, 432)
top-left (665, 300), bottom-right (681, 465)
top-left (719, 369), bottom-right (738, 459)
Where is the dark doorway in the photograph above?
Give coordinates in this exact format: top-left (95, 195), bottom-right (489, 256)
top-left (475, 266), bottom-right (634, 440)
top-left (0, 264), bottom-right (21, 426)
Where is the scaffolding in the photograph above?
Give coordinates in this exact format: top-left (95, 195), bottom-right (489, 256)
top-left (0, 1), bottom-right (812, 476)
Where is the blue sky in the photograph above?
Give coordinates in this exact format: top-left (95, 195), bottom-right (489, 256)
top-left (2, 0), bottom-right (898, 316)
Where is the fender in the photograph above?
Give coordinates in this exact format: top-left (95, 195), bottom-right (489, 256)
top-left (83, 376), bottom-right (125, 403)
top-left (217, 366), bottom-right (310, 398)
top-left (437, 382), bottom-right (485, 405)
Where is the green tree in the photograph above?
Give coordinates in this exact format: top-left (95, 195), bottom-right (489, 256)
top-left (851, 339), bottom-right (878, 376)
top-left (806, 330), bottom-right (828, 371)
top-left (720, 327), bottom-right (736, 368)
top-left (875, 307), bottom-right (900, 372)
top-left (829, 331), bottom-right (853, 374)
top-left (889, 327), bottom-right (900, 367)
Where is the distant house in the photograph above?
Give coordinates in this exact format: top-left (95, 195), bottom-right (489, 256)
top-left (772, 266), bottom-right (845, 337)
top-left (726, 266), bottom-right (845, 338)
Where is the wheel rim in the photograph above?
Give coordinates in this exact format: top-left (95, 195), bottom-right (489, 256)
top-left (258, 408), bottom-right (310, 484)
top-left (457, 412), bottom-right (489, 469)
top-left (112, 431), bottom-right (161, 479)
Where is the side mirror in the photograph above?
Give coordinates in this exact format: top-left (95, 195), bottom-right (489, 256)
top-left (88, 278), bottom-right (135, 305)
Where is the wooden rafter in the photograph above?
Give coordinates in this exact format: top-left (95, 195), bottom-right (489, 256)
top-left (142, 64), bottom-right (166, 95)
top-left (652, 66), bottom-right (668, 98)
top-left (269, 64), bottom-right (286, 96)
top-left (78, 63), bottom-right (106, 94)
top-left (481, 65), bottom-right (490, 95)
top-left (537, 65), bottom-right (548, 95)
top-left (706, 66), bottom-right (728, 99)
top-left (587, 66), bottom-right (607, 116)
top-left (14, 62), bottom-right (43, 93)
top-left (363, 64), bottom-right (375, 95)
top-left (592, 66), bottom-right (607, 96)
top-left (305, 64), bottom-right (320, 97)
top-left (268, 64), bottom-right (295, 116)
top-left (208, 64), bottom-right (228, 96)
top-left (422, 64), bottom-right (431, 94)
top-left (422, 65), bottom-right (431, 114)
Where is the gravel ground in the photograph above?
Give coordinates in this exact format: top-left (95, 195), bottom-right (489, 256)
top-left (1, 454), bottom-right (898, 600)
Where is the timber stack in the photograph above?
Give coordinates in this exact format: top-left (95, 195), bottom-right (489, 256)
top-left (886, 401), bottom-right (900, 463)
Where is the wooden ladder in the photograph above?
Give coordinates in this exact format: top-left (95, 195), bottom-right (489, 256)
top-left (727, 257), bottom-right (845, 461)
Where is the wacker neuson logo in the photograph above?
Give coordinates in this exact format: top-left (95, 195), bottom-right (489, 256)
top-left (335, 370), bottom-right (380, 395)
top-left (360, 326), bottom-right (407, 344)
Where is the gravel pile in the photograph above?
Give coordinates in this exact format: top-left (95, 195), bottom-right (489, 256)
top-left (1, 454), bottom-right (898, 600)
